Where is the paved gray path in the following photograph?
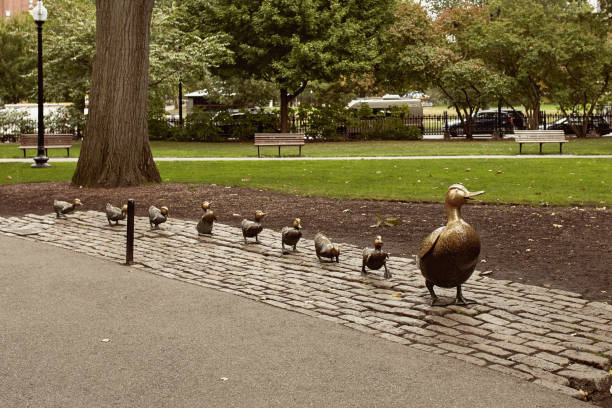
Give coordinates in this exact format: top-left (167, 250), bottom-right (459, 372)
top-left (0, 233), bottom-right (591, 408)
top-left (2, 154), bottom-right (612, 163)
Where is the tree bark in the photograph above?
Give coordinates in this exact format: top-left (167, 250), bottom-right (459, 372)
top-left (72, 0), bottom-right (161, 187)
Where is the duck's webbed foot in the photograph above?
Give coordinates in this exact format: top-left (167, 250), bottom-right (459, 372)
top-left (361, 264), bottom-right (367, 276)
top-left (426, 280), bottom-right (443, 306)
top-left (383, 264), bottom-right (392, 279)
top-left (454, 285), bottom-right (476, 306)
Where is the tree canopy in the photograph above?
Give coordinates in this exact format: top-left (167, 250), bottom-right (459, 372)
top-left (192, 0), bottom-right (395, 131)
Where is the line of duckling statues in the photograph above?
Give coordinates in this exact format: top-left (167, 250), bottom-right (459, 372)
top-left (53, 184), bottom-right (485, 306)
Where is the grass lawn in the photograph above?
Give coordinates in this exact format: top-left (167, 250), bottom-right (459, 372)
top-left (2, 138), bottom-right (611, 159)
top-left (1, 158), bottom-right (609, 206)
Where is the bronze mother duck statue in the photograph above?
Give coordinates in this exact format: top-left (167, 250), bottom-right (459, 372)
top-left (417, 184), bottom-right (484, 306)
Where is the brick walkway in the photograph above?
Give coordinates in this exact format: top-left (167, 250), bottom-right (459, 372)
top-left (1, 211), bottom-right (611, 402)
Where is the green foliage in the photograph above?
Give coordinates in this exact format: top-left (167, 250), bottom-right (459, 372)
top-left (297, 104), bottom-right (347, 141)
top-left (0, 14), bottom-right (36, 104)
top-left (44, 0), bottom-right (95, 108)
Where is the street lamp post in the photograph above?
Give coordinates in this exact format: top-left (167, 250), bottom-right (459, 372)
top-left (30, 0), bottom-right (50, 168)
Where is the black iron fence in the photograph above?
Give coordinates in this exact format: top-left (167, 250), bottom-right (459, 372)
top-left (290, 111), bottom-right (612, 138)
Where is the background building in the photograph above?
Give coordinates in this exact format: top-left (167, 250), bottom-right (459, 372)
top-left (1, 0), bottom-right (32, 19)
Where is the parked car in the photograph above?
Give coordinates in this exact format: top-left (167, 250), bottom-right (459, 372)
top-left (214, 109), bottom-right (279, 140)
top-left (542, 115), bottom-right (611, 136)
top-left (448, 109), bottom-right (526, 137)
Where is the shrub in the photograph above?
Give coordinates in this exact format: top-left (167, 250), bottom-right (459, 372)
top-left (0, 109), bottom-right (35, 139)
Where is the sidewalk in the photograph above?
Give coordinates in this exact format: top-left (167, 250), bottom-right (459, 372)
top-left (1, 212), bottom-right (611, 406)
top-left (1, 154), bottom-right (612, 163)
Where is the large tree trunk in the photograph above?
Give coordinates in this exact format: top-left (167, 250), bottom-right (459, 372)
top-left (72, 0), bottom-right (161, 187)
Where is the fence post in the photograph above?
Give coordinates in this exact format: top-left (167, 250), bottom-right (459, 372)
top-left (443, 111), bottom-right (450, 140)
top-left (126, 199), bottom-right (134, 265)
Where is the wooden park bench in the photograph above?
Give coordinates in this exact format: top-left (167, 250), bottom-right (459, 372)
top-left (18, 134), bottom-right (73, 157)
top-left (514, 130), bottom-right (567, 154)
top-left (254, 133), bottom-right (305, 157)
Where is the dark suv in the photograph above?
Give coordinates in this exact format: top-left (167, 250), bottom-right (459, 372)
top-left (545, 115), bottom-right (611, 136)
top-left (449, 109), bottom-right (526, 137)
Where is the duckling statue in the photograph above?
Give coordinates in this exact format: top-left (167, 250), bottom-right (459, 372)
top-left (362, 235), bottom-right (391, 279)
top-left (281, 218), bottom-right (302, 254)
top-left (196, 201), bottom-right (217, 235)
top-left (417, 184), bottom-right (484, 306)
top-left (314, 232), bottom-right (340, 263)
top-left (149, 205), bottom-right (169, 230)
top-left (241, 210), bottom-right (266, 243)
top-left (53, 198), bottom-right (82, 218)
top-left (105, 203), bottom-right (127, 226)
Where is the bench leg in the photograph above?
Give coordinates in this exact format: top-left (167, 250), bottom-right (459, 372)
top-left (257, 146), bottom-right (260, 158)
top-left (23, 149), bottom-right (26, 158)
top-left (67, 148), bottom-right (70, 157)
top-left (278, 146), bottom-right (281, 157)
top-left (539, 143), bottom-right (542, 154)
top-left (519, 143), bottom-right (522, 154)
top-left (45, 148), bottom-right (48, 157)
top-left (560, 143), bottom-right (562, 154)
top-left (299, 145), bottom-right (302, 157)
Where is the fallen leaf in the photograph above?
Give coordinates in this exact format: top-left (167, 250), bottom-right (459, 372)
top-left (525, 248), bottom-right (531, 252)
top-left (480, 270), bottom-right (493, 276)
top-left (101, 338), bottom-right (110, 343)
top-left (553, 224), bottom-right (563, 228)
top-left (241, 178), bottom-right (250, 182)
top-left (260, 296), bottom-right (267, 300)
top-left (6, 175), bottom-right (12, 180)
top-left (496, 170), bottom-right (503, 174)
top-left (220, 377), bottom-right (229, 382)
top-left (481, 259), bottom-right (487, 263)
top-left (392, 294), bottom-right (403, 298)
top-left (384, 217), bottom-right (400, 227)
top-left (465, 168), bottom-right (471, 172)
top-left (342, 209), bottom-right (350, 213)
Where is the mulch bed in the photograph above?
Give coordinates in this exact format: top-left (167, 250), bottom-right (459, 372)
top-left (1, 182), bottom-right (610, 304)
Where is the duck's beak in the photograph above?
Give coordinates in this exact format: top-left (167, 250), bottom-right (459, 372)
top-left (465, 190), bottom-right (485, 201)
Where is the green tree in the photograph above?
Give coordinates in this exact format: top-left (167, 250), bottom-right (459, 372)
top-left (0, 13), bottom-right (36, 104)
top-left (545, 1), bottom-right (611, 137)
top-left (44, 0), bottom-right (95, 109)
top-left (381, 2), bottom-right (507, 138)
top-left (194, 0), bottom-right (395, 132)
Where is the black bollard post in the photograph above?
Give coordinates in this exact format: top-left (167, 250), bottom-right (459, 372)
top-left (126, 199), bottom-right (134, 265)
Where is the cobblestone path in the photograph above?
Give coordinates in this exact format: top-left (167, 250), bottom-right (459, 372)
top-left (2, 211), bottom-right (611, 402)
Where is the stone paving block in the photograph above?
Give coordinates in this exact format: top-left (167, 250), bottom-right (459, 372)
top-left (427, 325), bottom-right (462, 337)
top-left (506, 322), bottom-right (550, 336)
top-left (557, 363), bottom-right (612, 394)
top-left (343, 322), bottom-right (380, 335)
top-left (492, 341), bottom-right (537, 355)
top-left (399, 326), bottom-right (438, 337)
top-left (445, 313), bottom-right (483, 326)
top-left (446, 352), bottom-right (487, 367)
top-left (523, 341), bottom-right (566, 354)
top-left (509, 354), bottom-right (563, 372)
top-left (514, 364), bottom-right (571, 386)
top-left (409, 343), bottom-right (446, 354)
top-left (472, 352), bottom-right (514, 366)
top-left (560, 349), bottom-right (611, 370)
top-left (532, 379), bottom-right (586, 400)
top-left (376, 333), bottom-right (412, 345)
top-left (487, 364), bottom-right (534, 381)
top-left (479, 323), bottom-right (518, 336)
top-left (472, 343), bottom-right (512, 357)
top-left (438, 342), bottom-right (473, 355)
top-left (424, 315), bottom-right (459, 327)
